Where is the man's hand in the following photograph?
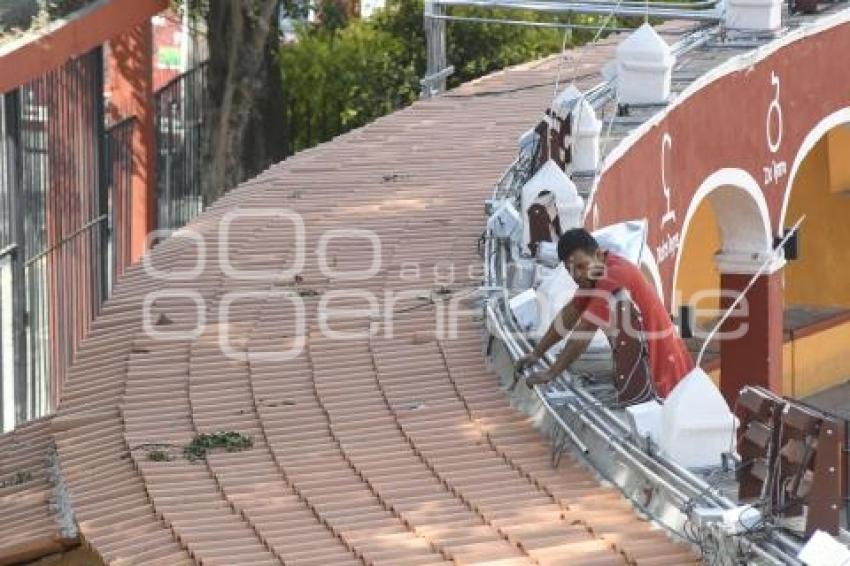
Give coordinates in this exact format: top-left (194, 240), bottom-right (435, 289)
top-left (509, 352), bottom-right (542, 392)
top-left (514, 352), bottom-right (540, 374)
top-left (525, 368), bottom-right (555, 388)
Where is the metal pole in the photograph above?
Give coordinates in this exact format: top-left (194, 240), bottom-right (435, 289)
top-left (3, 90), bottom-right (27, 428)
top-left (434, 0), bottom-right (721, 21)
top-left (430, 14), bottom-right (637, 32)
top-left (94, 47), bottom-right (109, 310)
top-left (423, 0), bottom-right (449, 97)
top-left (433, 16), bottom-right (634, 32)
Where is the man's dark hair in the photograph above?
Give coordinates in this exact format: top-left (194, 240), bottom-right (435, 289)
top-left (557, 228), bottom-right (599, 263)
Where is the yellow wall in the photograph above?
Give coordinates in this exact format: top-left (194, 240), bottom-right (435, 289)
top-left (785, 135), bottom-right (850, 308)
top-left (783, 340), bottom-right (794, 398)
top-left (675, 202), bottom-right (721, 319)
top-left (703, 324), bottom-right (850, 399)
top-left (676, 130), bottom-right (850, 399)
top-left (827, 126), bottom-right (850, 193)
top-left (787, 320), bottom-right (850, 398)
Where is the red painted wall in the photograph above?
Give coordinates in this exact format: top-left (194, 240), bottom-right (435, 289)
top-left (0, 0), bottom-right (167, 94)
top-left (589, 20), bottom-right (850, 307)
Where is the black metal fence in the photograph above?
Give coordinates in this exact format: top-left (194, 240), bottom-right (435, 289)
top-left (0, 47), bottom-right (140, 431)
top-left (105, 116), bottom-right (136, 286)
top-left (155, 62), bottom-right (207, 231)
top-left (0, 50), bottom-right (207, 431)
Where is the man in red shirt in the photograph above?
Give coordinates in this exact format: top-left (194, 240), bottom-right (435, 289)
top-left (516, 228), bottom-right (693, 397)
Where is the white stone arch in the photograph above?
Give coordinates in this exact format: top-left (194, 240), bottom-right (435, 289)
top-left (670, 168), bottom-right (772, 309)
top-left (779, 107), bottom-right (850, 231)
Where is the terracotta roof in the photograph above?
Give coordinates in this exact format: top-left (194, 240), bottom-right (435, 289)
top-left (20, 23), bottom-right (700, 565)
top-left (0, 417), bottom-right (75, 565)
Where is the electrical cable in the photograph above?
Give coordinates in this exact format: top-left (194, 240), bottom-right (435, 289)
top-left (696, 215), bottom-right (805, 368)
top-left (547, 0), bottom-right (626, 145)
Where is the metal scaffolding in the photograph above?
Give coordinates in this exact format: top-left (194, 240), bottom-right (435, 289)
top-left (421, 0), bottom-right (722, 97)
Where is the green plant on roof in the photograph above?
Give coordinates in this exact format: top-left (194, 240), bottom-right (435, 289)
top-left (146, 448), bottom-right (174, 462)
top-left (184, 431), bottom-right (254, 462)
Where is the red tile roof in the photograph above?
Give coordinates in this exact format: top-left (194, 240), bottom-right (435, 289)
top-left (11, 24), bottom-right (698, 565)
top-left (0, 417), bottom-right (74, 565)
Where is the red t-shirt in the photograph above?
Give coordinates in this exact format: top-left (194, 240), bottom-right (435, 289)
top-left (569, 252), bottom-right (693, 397)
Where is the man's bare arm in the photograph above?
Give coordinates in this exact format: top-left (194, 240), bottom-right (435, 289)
top-left (526, 316), bottom-right (598, 386)
top-left (532, 303), bottom-right (581, 358)
top-left (514, 303), bottom-right (581, 377)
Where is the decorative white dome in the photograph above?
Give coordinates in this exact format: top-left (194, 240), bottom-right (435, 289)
top-left (571, 98), bottom-right (602, 173)
top-left (572, 98), bottom-right (601, 135)
top-left (615, 24), bottom-right (675, 105)
top-left (616, 23), bottom-right (673, 65)
top-left (551, 84), bottom-right (583, 119)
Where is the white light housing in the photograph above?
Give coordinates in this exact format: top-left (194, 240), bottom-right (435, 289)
top-left (625, 400), bottom-right (664, 443)
top-left (518, 127), bottom-right (537, 155)
top-left (509, 289), bottom-right (539, 332)
top-left (536, 241), bottom-right (559, 267)
top-left (593, 219), bottom-right (649, 265)
top-left (533, 266), bottom-right (575, 338)
top-left (660, 367), bottom-right (736, 468)
top-left (798, 530), bottom-right (850, 565)
top-left (487, 201), bottom-right (522, 240)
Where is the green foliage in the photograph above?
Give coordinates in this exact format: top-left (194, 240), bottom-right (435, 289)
top-left (280, 19), bottom-right (419, 154)
top-left (371, 0), bottom-right (427, 78)
top-left (146, 448), bottom-right (174, 462)
top-left (183, 431), bottom-right (254, 462)
top-left (316, 0), bottom-right (350, 31)
top-left (280, 0), bottom-right (599, 156)
top-left (371, 0), bottom-right (572, 86)
top-left (446, 8), bottom-right (564, 86)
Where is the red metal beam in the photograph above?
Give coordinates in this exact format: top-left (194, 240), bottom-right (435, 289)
top-left (0, 0), bottom-right (168, 94)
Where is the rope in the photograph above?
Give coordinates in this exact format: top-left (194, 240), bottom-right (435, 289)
top-left (547, 0), bottom-right (627, 144)
top-left (696, 215), bottom-right (805, 367)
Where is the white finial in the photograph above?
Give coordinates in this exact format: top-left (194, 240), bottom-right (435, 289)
top-left (571, 98), bottom-right (602, 173)
top-left (724, 0), bottom-right (783, 31)
top-left (615, 23), bottom-right (674, 105)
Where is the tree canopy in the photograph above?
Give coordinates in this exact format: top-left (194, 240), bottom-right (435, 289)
top-left (280, 0), bottom-right (583, 155)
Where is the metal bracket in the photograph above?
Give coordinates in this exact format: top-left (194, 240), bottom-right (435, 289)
top-left (420, 65), bottom-right (456, 98)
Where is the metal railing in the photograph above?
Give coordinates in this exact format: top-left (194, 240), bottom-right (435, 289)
top-left (0, 47), bottom-right (111, 429)
top-left (421, 0), bottom-right (722, 96)
top-left (105, 116), bottom-right (136, 286)
top-left (154, 62), bottom-right (208, 232)
top-left (0, 49), bottom-right (212, 431)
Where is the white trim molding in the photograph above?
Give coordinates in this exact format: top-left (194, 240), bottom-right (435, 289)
top-left (779, 107), bottom-right (850, 231)
top-left (670, 168), bottom-right (773, 305)
top-left (714, 249), bottom-right (786, 275)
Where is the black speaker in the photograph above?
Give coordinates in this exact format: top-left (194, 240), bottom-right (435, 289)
top-left (679, 304), bottom-right (694, 340)
top-left (774, 227), bottom-right (799, 261)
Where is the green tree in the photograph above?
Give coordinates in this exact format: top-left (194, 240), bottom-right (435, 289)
top-left (280, 19), bottom-right (419, 154)
top-left (178, 0), bottom-right (287, 204)
top-left (372, 0), bottom-right (575, 87)
top-left (371, 0), bottom-right (426, 77)
top-left (280, 0), bottom-right (580, 156)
